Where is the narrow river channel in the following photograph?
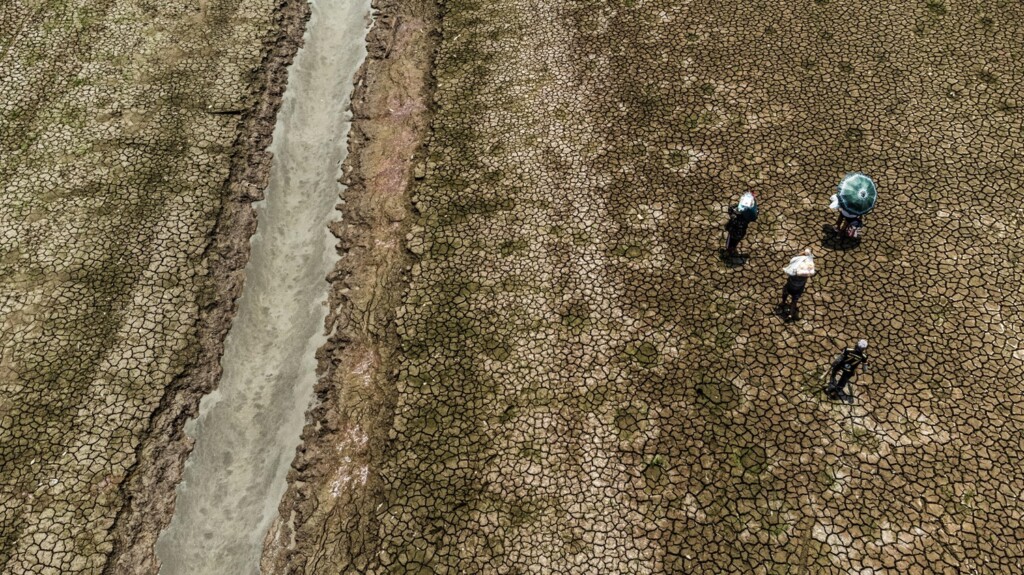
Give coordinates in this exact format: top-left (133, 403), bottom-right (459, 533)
top-left (155, 1), bottom-right (371, 573)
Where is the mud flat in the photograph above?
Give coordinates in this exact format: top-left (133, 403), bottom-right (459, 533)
top-left (0, 0), bottom-right (308, 573)
top-left (260, 0), bottom-right (438, 571)
top-left (268, 0), bottom-right (1024, 573)
top-left (155, 0), bottom-right (372, 573)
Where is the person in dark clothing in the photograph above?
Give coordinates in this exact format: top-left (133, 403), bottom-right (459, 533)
top-left (835, 213), bottom-right (863, 237)
top-left (724, 192), bottom-right (758, 258)
top-left (780, 273), bottom-right (807, 320)
top-left (779, 248), bottom-right (814, 321)
top-left (725, 204), bottom-right (757, 257)
top-left (835, 212), bottom-right (852, 233)
top-left (826, 340), bottom-right (868, 399)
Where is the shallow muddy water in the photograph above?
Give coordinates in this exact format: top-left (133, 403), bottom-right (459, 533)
top-left (154, 1), bottom-right (371, 573)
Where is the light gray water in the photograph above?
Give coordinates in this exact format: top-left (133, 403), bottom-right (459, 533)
top-left (155, 1), bottom-right (371, 573)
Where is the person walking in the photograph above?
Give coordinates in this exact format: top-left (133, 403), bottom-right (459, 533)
top-left (826, 339), bottom-right (869, 399)
top-left (724, 191), bottom-right (758, 259)
top-left (780, 248), bottom-right (815, 321)
top-left (830, 173), bottom-right (876, 240)
top-left (834, 211), bottom-right (862, 237)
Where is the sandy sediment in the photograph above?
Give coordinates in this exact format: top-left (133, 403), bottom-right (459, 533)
top-left (102, 2), bottom-right (313, 573)
top-left (260, 0), bottom-right (439, 571)
top-left (1, 0), bottom-right (313, 571)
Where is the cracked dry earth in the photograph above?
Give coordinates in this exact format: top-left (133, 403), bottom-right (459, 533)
top-left (0, 0), bottom-right (297, 573)
top-left (2, 0), bottom-right (1024, 574)
top-left (357, 0), bottom-right (1024, 573)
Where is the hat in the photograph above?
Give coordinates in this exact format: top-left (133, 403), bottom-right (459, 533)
top-left (738, 192), bottom-right (756, 209)
top-left (856, 339), bottom-right (868, 349)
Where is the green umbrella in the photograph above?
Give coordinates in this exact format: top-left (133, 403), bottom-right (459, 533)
top-left (836, 173), bottom-right (877, 216)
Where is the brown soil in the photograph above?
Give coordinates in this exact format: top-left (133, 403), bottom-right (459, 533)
top-left (260, 0), bottom-right (439, 571)
top-left (294, 0), bottom-right (1024, 573)
top-left (0, 0), bottom-right (313, 572)
top-left (103, 1), bottom-right (312, 573)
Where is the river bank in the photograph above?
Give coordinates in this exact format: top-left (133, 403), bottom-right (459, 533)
top-left (105, 2), bottom-right (313, 572)
top-left (154, 0), bottom-right (372, 572)
top-left (260, 0), bottom-right (439, 570)
top-left (0, 0), bottom-right (309, 572)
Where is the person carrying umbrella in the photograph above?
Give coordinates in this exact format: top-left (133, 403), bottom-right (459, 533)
top-left (830, 173), bottom-right (877, 238)
top-left (826, 339), bottom-right (869, 399)
top-left (724, 191), bottom-right (758, 258)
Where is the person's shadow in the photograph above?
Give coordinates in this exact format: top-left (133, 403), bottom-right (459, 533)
top-left (823, 386), bottom-right (855, 404)
top-left (821, 224), bottom-right (861, 251)
top-left (718, 249), bottom-right (748, 267)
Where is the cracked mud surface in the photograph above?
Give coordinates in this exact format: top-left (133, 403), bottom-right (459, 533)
top-left (0, 0), bottom-right (307, 573)
top-left (276, 0), bottom-right (1024, 573)
top-left (4, 0), bottom-right (1024, 573)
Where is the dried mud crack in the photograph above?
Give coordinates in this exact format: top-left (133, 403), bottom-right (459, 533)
top-left (0, 0), bottom-right (309, 573)
top-left (4, 0), bottom-right (1024, 574)
top-left (270, 0), bottom-right (1024, 574)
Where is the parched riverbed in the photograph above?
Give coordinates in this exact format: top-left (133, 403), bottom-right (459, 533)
top-left (0, 0), bottom-right (309, 572)
top-left (3, 0), bottom-right (1024, 574)
top-left (277, 0), bottom-right (1024, 573)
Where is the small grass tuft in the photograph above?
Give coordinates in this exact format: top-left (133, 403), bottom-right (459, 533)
top-left (926, 0), bottom-right (947, 15)
top-left (976, 70), bottom-right (998, 85)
